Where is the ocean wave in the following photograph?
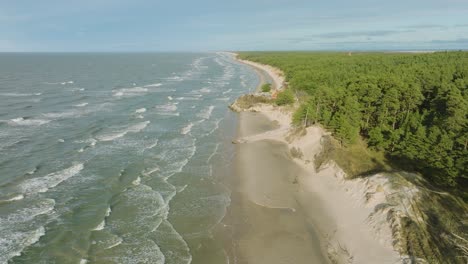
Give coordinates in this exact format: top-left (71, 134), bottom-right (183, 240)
top-left (207, 143), bottom-right (220, 163)
top-left (144, 83), bottom-right (162, 87)
top-left (175, 96), bottom-right (200, 101)
top-left (222, 88), bottom-right (232, 94)
top-left (176, 185), bottom-right (188, 193)
top-left (44, 81), bottom-right (74, 85)
top-left (112, 87), bottom-right (148, 97)
top-left (107, 239), bottom-right (165, 264)
top-left (18, 164), bottom-right (84, 195)
top-left (105, 207), bottom-right (111, 217)
top-left (103, 236), bottom-right (123, 250)
top-left (42, 110), bottom-right (81, 119)
top-left (27, 167), bottom-right (38, 175)
top-left (0, 92), bottom-right (41, 97)
top-left (0, 226), bottom-right (45, 264)
top-left (199, 87), bottom-right (211, 93)
top-left (93, 220), bottom-right (105, 231)
top-left (153, 102), bottom-right (178, 115)
top-left (132, 177), bottom-right (141, 186)
top-left (97, 121), bottom-right (150, 142)
top-left (135, 108), bottom-right (147, 114)
top-left (74, 102), bottom-right (88, 107)
top-left (180, 123), bottom-right (194, 135)
top-left (160, 158), bottom-right (192, 180)
top-left (117, 184), bottom-right (169, 232)
top-left (167, 96), bottom-right (173, 101)
top-left (144, 139), bottom-right (159, 150)
top-left (70, 87), bottom-right (85, 92)
top-left (0, 194), bottom-right (24, 203)
top-left (166, 75), bottom-right (183, 82)
top-left (7, 117), bottom-right (51, 126)
top-left (0, 199), bottom-right (55, 227)
top-left (197, 106), bottom-right (215, 120)
top-left (153, 220), bottom-right (192, 264)
top-left (196, 118), bottom-right (222, 137)
top-left (216, 97), bottom-right (230, 101)
top-left (143, 167), bottom-right (160, 176)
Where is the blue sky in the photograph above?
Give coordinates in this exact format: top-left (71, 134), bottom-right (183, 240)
top-left (1, 0), bottom-right (467, 51)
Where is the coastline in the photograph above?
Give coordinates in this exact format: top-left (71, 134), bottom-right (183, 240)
top-left (228, 53), bottom-right (402, 263)
top-left (224, 52), bottom-right (284, 91)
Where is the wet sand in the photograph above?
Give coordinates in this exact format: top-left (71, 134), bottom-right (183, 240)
top-left (223, 112), bottom-right (329, 264)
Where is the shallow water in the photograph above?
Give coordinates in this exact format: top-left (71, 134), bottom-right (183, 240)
top-left (0, 52), bottom-right (258, 263)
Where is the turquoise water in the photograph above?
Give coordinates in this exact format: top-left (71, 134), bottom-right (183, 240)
top-left (0, 53), bottom-right (258, 263)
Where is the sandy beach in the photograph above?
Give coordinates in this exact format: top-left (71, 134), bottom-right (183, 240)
top-left (226, 53), bottom-right (403, 264)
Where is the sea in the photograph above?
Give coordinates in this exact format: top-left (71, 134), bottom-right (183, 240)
top-left (0, 52), bottom-right (258, 264)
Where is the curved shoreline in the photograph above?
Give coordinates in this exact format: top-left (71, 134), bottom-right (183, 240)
top-left (229, 54), bottom-right (402, 263)
top-left (223, 52), bottom-right (285, 91)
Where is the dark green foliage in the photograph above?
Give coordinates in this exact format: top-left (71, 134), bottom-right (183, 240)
top-left (239, 51), bottom-right (468, 188)
top-left (261, 83), bottom-right (272, 92)
top-left (275, 89), bottom-right (295, 105)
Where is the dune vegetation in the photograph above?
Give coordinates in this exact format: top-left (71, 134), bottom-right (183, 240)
top-left (238, 51), bottom-right (467, 192)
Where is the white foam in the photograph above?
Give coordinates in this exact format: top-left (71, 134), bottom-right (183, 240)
top-left (79, 259), bottom-right (88, 264)
top-left (18, 164), bottom-right (84, 195)
top-left (8, 117), bottom-right (51, 126)
top-left (0, 92), bottom-right (39, 97)
top-left (154, 102), bottom-right (178, 115)
top-left (27, 167), bottom-right (37, 175)
top-left (145, 140), bottom-right (159, 150)
top-left (132, 177), bottom-right (141, 186)
top-left (144, 83), bottom-right (162, 87)
top-left (167, 96), bottom-right (173, 101)
top-left (167, 76), bottom-right (182, 81)
top-left (74, 102), bottom-right (88, 107)
top-left (222, 88), bottom-right (232, 94)
top-left (177, 185), bottom-right (188, 193)
top-left (175, 97), bottom-right (200, 101)
top-left (199, 87), bottom-right (211, 93)
top-left (105, 207), bottom-right (112, 217)
top-left (216, 97), bottom-right (230, 101)
top-left (181, 123), bottom-right (194, 135)
top-left (135, 108), bottom-right (147, 114)
top-left (104, 237), bottom-right (123, 249)
top-left (156, 102), bottom-right (178, 111)
top-left (207, 143), bottom-right (220, 163)
top-left (113, 87), bottom-right (148, 97)
top-left (61, 81), bottom-right (74, 85)
top-left (1, 194), bottom-right (24, 202)
top-left (0, 199), bottom-right (55, 227)
top-left (97, 121), bottom-right (150, 142)
top-left (58, 139), bottom-right (65, 143)
top-left (42, 111), bottom-right (78, 119)
top-left (93, 220), bottom-right (105, 231)
top-left (143, 167), bottom-right (160, 176)
top-left (197, 106), bottom-right (215, 120)
top-left (0, 226), bottom-right (45, 264)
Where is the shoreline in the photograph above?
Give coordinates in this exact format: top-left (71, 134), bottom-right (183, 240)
top-left (224, 52), bottom-right (285, 91)
top-left (228, 54), bottom-right (403, 263)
